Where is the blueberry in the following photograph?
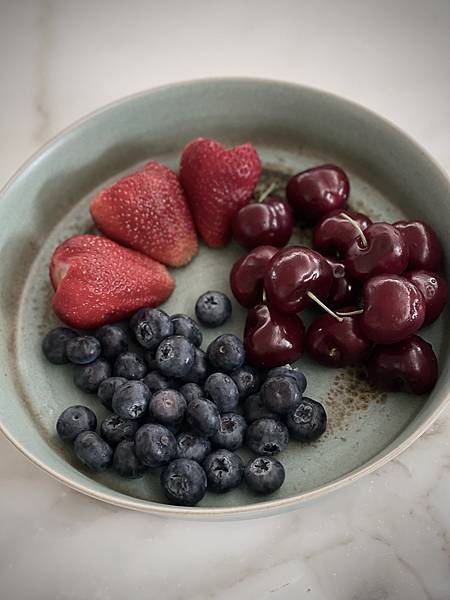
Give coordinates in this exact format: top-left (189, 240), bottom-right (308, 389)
top-left (244, 456), bottom-right (285, 494)
top-left (207, 334), bottom-right (245, 373)
top-left (97, 377), bottom-right (127, 410)
top-left (243, 394), bottom-right (277, 423)
top-left (204, 373), bottom-right (239, 413)
top-left (246, 418), bottom-right (289, 455)
top-left (130, 307), bottom-right (173, 350)
top-left (267, 365), bottom-right (307, 394)
top-left (180, 348), bottom-right (209, 384)
top-left (156, 335), bottom-right (195, 378)
top-left (42, 327), bottom-right (77, 364)
top-left (112, 380), bottom-right (150, 420)
top-left (260, 376), bottom-right (302, 415)
top-left (161, 459), bottom-right (207, 506)
top-left (95, 325), bottom-right (128, 361)
top-left (179, 383), bottom-right (204, 404)
top-left (230, 365), bottom-right (261, 399)
top-left (143, 371), bottom-right (178, 393)
top-left (170, 314), bottom-right (203, 347)
top-left (211, 413), bottom-right (247, 451)
top-left (66, 335), bottom-right (101, 365)
top-left (285, 398), bottom-right (327, 442)
top-left (203, 449), bottom-right (243, 493)
top-left (186, 398), bottom-right (220, 437)
top-left (56, 405), bottom-right (97, 444)
top-left (100, 414), bottom-right (140, 446)
top-left (113, 352), bottom-right (147, 380)
top-left (74, 431), bottom-right (113, 471)
top-left (195, 291), bottom-right (232, 327)
top-left (149, 390), bottom-right (187, 425)
top-left (113, 440), bottom-right (146, 478)
top-left (73, 358), bottom-right (111, 393)
top-left (134, 423), bottom-right (177, 467)
top-left (176, 432), bottom-right (211, 462)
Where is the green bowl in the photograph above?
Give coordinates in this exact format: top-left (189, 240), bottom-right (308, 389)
top-left (0, 78), bottom-right (449, 519)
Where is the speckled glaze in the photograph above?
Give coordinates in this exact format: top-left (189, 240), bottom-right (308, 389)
top-left (0, 79), bottom-right (449, 519)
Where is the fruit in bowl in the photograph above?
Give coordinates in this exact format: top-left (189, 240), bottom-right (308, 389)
top-left (41, 136), bottom-right (446, 507)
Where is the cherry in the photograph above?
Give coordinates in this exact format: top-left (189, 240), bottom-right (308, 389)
top-left (313, 209), bottom-right (372, 256)
top-left (345, 222), bottom-right (409, 281)
top-left (368, 335), bottom-right (438, 395)
top-left (244, 303), bottom-right (305, 368)
top-left (404, 270), bottom-right (448, 326)
top-left (394, 220), bottom-right (443, 271)
top-left (286, 164), bottom-right (349, 222)
top-left (232, 192), bottom-right (293, 250)
top-left (230, 245), bottom-right (278, 308)
top-left (306, 308), bottom-right (371, 368)
top-left (359, 275), bottom-right (426, 344)
top-left (325, 257), bottom-right (358, 308)
top-left (264, 246), bottom-right (333, 314)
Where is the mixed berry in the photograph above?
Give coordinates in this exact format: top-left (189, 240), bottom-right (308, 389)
top-left (42, 137), bottom-right (447, 506)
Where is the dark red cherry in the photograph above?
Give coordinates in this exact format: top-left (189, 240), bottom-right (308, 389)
top-left (360, 275), bottom-right (426, 344)
top-left (313, 209), bottom-right (372, 256)
top-left (286, 164), bottom-right (349, 222)
top-left (264, 247), bottom-right (333, 313)
top-left (346, 222), bottom-right (409, 281)
top-left (230, 245), bottom-right (278, 308)
top-left (368, 335), bottom-right (438, 394)
top-left (306, 308), bottom-right (371, 368)
top-left (404, 270), bottom-right (448, 326)
top-left (232, 196), bottom-right (293, 250)
top-left (325, 257), bottom-right (358, 308)
top-left (394, 220), bottom-right (443, 271)
top-left (244, 303), bottom-right (305, 368)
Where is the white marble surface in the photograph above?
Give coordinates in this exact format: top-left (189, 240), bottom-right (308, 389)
top-left (1, 1), bottom-right (450, 598)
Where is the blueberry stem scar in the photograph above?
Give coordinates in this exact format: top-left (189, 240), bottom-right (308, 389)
top-left (307, 291), bottom-right (343, 322)
top-left (339, 212), bottom-right (368, 248)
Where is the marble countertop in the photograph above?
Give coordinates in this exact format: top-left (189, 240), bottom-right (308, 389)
top-left (1, 1), bottom-right (449, 598)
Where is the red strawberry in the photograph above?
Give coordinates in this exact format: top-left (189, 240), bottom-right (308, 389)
top-left (50, 234), bottom-right (175, 329)
top-left (90, 161), bottom-right (198, 267)
top-left (179, 138), bottom-right (261, 247)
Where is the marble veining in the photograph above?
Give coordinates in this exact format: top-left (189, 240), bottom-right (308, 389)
top-left (1, 1), bottom-right (450, 598)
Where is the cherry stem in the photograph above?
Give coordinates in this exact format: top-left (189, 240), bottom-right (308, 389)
top-left (257, 182), bottom-right (277, 203)
top-left (340, 212), bottom-right (368, 248)
top-left (307, 291), bottom-right (343, 322)
top-left (336, 308), bottom-right (364, 316)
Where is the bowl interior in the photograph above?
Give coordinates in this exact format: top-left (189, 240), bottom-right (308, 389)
top-left (0, 80), bottom-right (449, 516)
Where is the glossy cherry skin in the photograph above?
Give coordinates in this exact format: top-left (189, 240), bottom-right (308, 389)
top-left (313, 209), bottom-right (372, 256)
top-left (360, 275), bottom-right (426, 344)
top-left (230, 245), bottom-right (278, 308)
top-left (325, 257), bottom-right (358, 308)
top-left (232, 197), bottom-right (293, 250)
top-left (394, 220), bottom-right (443, 271)
top-left (286, 164), bottom-right (349, 222)
top-left (368, 335), bottom-right (438, 395)
top-left (345, 222), bottom-right (409, 281)
top-left (264, 246), bottom-right (333, 313)
top-left (244, 303), bottom-right (305, 368)
top-left (404, 270), bottom-right (448, 326)
top-left (306, 309), bottom-right (371, 368)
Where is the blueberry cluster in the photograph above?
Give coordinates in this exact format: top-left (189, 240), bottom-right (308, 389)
top-left (43, 292), bottom-right (327, 506)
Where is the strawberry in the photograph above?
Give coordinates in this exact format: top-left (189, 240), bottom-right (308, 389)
top-left (50, 234), bottom-right (175, 329)
top-left (90, 161), bottom-right (198, 267)
top-left (179, 138), bottom-right (261, 247)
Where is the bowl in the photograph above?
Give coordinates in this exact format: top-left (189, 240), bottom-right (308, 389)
top-left (0, 78), bottom-right (449, 519)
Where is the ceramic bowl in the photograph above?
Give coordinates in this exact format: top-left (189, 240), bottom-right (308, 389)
top-left (0, 78), bottom-right (449, 519)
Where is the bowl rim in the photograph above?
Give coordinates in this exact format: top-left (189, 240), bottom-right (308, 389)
top-left (1, 76), bottom-right (449, 519)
